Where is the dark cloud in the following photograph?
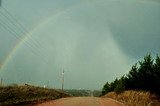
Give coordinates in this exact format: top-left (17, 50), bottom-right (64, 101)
top-left (105, 1), bottom-right (160, 58)
top-left (0, 0), bottom-right (160, 89)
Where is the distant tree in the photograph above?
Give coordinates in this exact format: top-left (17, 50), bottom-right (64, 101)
top-left (125, 54), bottom-right (155, 91)
top-left (110, 78), bottom-right (119, 91)
top-left (102, 82), bottom-right (111, 95)
top-left (153, 55), bottom-right (160, 94)
top-left (138, 54), bottom-right (154, 90)
top-left (102, 54), bottom-right (160, 96)
top-left (126, 64), bottom-right (139, 90)
top-left (114, 79), bottom-right (125, 94)
top-left (102, 78), bottom-right (125, 95)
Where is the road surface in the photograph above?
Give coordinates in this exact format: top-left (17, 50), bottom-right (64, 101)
top-left (36, 97), bottom-right (125, 106)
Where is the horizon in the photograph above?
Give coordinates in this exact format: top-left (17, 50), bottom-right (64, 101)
top-left (0, 0), bottom-right (160, 90)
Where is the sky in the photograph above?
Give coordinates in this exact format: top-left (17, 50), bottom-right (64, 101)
top-left (0, 0), bottom-right (160, 90)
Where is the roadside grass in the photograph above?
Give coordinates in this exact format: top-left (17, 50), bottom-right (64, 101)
top-left (0, 84), bottom-right (69, 106)
top-left (103, 90), bottom-right (160, 106)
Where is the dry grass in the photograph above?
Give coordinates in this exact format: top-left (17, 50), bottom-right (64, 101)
top-left (103, 90), bottom-right (160, 106)
top-left (0, 84), bottom-right (69, 106)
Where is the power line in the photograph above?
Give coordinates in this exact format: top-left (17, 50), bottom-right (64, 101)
top-left (0, 20), bottom-right (42, 57)
top-left (0, 8), bottom-right (50, 62)
top-left (1, 1), bottom-right (57, 64)
top-left (0, 8), bottom-right (45, 52)
top-left (0, 1), bottom-right (55, 67)
top-left (0, 13), bottom-right (36, 51)
top-left (2, 7), bottom-right (43, 48)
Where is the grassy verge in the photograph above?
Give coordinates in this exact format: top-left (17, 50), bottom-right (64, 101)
top-left (102, 90), bottom-right (160, 106)
top-left (0, 84), bottom-right (70, 106)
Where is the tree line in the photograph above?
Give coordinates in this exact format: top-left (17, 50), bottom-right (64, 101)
top-left (102, 54), bottom-right (160, 95)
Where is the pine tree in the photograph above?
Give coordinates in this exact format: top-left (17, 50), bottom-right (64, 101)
top-left (102, 82), bottom-right (111, 95)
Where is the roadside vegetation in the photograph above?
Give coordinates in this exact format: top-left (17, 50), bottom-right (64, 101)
top-left (0, 84), bottom-right (69, 106)
top-left (102, 54), bottom-right (160, 105)
top-left (103, 90), bottom-right (160, 106)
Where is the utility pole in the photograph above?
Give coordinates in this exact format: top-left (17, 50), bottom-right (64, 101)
top-left (62, 69), bottom-right (64, 92)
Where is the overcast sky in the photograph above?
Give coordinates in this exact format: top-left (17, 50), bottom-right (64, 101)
top-left (0, 0), bottom-right (160, 90)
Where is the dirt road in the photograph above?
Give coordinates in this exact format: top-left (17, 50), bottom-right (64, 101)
top-left (36, 97), bottom-right (125, 106)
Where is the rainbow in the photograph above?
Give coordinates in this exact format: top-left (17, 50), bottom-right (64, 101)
top-left (0, 1), bottom-right (90, 71)
top-left (0, 0), bottom-right (156, 71)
